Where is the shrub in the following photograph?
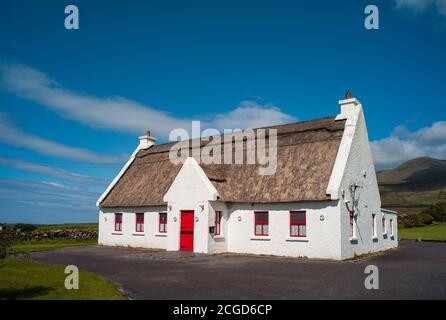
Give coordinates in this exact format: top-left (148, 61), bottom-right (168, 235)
top-left (423, 201), bottom-right (446, 222)
top-left (13, 224), bottom-right (36, 232)
top-left (0, 233), bottom-right (12, 259)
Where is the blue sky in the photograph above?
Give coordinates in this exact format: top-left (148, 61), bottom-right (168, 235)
top-left (0, 0), bottom-right (445, 223)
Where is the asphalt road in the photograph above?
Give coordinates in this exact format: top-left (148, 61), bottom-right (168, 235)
top-left (30, 240), bottom-right (446, 299)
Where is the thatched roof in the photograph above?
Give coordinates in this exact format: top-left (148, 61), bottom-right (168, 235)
top-left (100, 116), bottom-right (346, 208)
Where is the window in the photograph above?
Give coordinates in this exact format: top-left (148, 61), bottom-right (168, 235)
top-left (135, 213), bottom-right (144, 232)
top-left (290, 211), bottom-right (306, 237)
top-left (254, 211), bottom-right (269, 236)
top-left (350, 212), bottom-right (356, 238)
top-left (390, 219), bottom-right (394, 236)
top-left (215, 211), bottom-right (222, 236)
top-left (372, 214), bottom-right (376, 238)
top-left (382, 217), bottom-right (386, 234)
top-left (115, 213), bottom-right (122, 232)
top-left (159, 212), bottom-right (167, 233)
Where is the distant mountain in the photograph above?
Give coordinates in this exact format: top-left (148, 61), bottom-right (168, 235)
top-left (377, 157), bottom-right (446, 216)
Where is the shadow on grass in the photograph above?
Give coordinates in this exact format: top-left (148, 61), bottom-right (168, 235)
top-left (0, 286), bottom-right (54, 300)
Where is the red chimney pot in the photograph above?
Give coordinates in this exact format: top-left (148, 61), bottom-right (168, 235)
top-left (345, 90), bottom-right (352, 99)
top-left (146, 130), bottom-right (151, 136)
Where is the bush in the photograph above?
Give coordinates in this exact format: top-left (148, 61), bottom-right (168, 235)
top-left (424, 201), bottom-right (446, 222)
top-left (0, 233), bottom-right (12, 259)
top-left (401, 212), bottom-right (434, 228)
top-left (13, 224), bottom-right (36, 232)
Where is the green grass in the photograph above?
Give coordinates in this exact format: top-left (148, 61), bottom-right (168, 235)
top-left (0, 259), bottom-right (124, 300)
top-left (398, 222), bottom-right (446, 241)
top-left (9, 239), bottom-right (96, 254)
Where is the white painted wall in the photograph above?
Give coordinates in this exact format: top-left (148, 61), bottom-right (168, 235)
top-left (226, 201), bottom-right (342, 259)
top-left (208, 201), bottom-right (229, 254)
top-left (164, 157), bottom-right (218, 253)
top-left (336, 102), bottom-right (398, 259)
top-left (99, 206), bottom-right (167, 249)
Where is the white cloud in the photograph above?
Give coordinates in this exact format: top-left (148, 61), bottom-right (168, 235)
top-left (0, 157), bottom-right (105, 184)
top-left (371, 121), bottom-right (446, 169)
top-left (0, 113), bottom-right (124, 164)
top-left (211, 101), bottom-right (296, 129)
top-left (396, 0), bottom-right (446, 16)
top-left (0, 64), bottom-right (295, 138)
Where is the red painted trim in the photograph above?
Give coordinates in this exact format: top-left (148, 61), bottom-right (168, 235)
top-left (349, 212), bottom-right (354, 237)
top-left (114, 213), bottom-right (123, 232)
top-left (254, 211), bottom-right (269, 236)
top-left (215, 211), bottom-right (222, 235)
top-left (135, 213), bottom-right (144, 232)
top-left (159, 212), bottom-right (167, 233)
top-left (290, 210), bottom-right (306, 237)
top-left (382, 217), bottom-right (386, 233)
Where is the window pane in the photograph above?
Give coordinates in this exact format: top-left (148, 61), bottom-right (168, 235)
top-left (255, 212), bottom-right (261, 222)
top-left (291, 212), bottom-right (297, 222)
top-left (291, 225), bottom-right (298, 236)
top-left (255, 224), bottom-right (262, 235)
top-left (263, 224), bottom-right (269, 235)
top-left (263, 212), bottom-right (268, 222)
top-left (299, 225), bottom-right (307, 236)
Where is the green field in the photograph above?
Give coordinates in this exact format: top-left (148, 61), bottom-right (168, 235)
top-left (9, 239), bottom-right (97, 254)
top-left (399, 222), bottom-right (446, 241)
top-left (0, 259), bottom-right (124, 300)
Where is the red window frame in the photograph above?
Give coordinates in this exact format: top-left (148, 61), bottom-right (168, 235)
top-left (135, 213), bottom-right (144, 232)
top-left (159, 212), bottom-right (167, 233)
top-left (382, 217), bottom-right (386, 234)
top-left (350, 212), bottom-right (354, 237)
top-left (290, 211), bottom-right (306, 237)
top-left (215, 211), bottom-right (222, 235)
top-left (254, 211), bottom-right (269, 236)
top-left (115, 213), bottom-right (122, 232)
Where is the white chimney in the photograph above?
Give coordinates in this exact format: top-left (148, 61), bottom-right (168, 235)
top-left (336, 90), bottom-right (361, 120)
top-left (138, 130), bottom-right (157, 149)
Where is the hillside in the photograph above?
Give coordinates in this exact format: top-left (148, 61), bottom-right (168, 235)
top-left (377, 157), bottom-right (446, 216)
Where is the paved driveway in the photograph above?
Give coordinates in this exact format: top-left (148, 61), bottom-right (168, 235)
top-left (30, 240), bottom-right (446, 299)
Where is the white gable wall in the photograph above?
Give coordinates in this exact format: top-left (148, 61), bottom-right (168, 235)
top-left (164, 157), bottom-right (218, 253)
top-left (337, 105), bottom-right (398, 259)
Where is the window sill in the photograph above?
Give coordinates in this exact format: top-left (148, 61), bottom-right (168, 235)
top-left (286, 237), bottom-right (309, 242)
top-left (213, 235), bottom-right (225, 240)
top-left (112, 232), bottom-right (123, 235)
top-left (250, 235), bottom-right (271, 241)
top-left (349, 236), bottom-right (358, 243)
top-left (155, 233), bottom-right (167, 237)
top-left (132, 232), bottom-right (145, 236)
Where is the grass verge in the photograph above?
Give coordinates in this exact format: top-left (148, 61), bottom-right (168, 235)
top-left (0, 259), bottom-right (124, 300)
top-left (398, 222), bottom-right (446, 241)
top-left (9, 239), bottom-right (96, 254)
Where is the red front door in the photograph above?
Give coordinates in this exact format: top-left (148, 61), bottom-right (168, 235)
top-left (180, 210), bottom-right (194, 251)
